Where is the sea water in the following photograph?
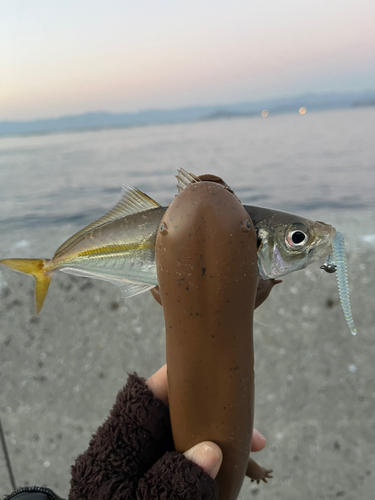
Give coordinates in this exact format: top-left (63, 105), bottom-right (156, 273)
top-left (0, 106), bottom-right (374, 231)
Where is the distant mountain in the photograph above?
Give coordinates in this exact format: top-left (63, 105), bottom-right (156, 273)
top-left (353, 99), bottom-right (375, 107)
top-left (202, 109), bottom-right (256, 120)
top-left (1, 91), bottom-right (374, 138)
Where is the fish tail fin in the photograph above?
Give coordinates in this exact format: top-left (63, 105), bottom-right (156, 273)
top-left (0, 258), bottom-right (52, 315)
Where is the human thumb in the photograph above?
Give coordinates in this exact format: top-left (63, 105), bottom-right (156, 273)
top-left (183, 441), bottom-right (223, 479)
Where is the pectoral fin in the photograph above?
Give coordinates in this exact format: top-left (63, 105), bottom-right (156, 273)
top-left (60, 267), bottom-right (154, 298)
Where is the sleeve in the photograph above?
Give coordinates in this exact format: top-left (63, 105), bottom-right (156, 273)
top-left (4, 486), bottom-right (65, 500)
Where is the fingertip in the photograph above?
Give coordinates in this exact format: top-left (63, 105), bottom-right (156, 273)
top-left (150, 286), bottom-right (163, 305)
top-left (146, 364), bottom-right (168, 404)
top-left (251, 428), bottom-right (266, 451)
top-left (184, 441), bottom-right (223, 479)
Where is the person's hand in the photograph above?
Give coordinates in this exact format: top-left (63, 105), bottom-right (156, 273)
top-left (147, 364), bottom-right (268, 480)
top-left (70, 371), bottom-right (221, 500)
top-left (8, 366), bottom-right (270, 500)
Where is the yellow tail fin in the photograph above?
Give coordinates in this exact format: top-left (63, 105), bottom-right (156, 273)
top-left (0, 258), bottom-right (52, 315)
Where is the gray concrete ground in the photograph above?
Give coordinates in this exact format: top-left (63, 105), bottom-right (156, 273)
top-left (1, 211), bottom-right (374, 499)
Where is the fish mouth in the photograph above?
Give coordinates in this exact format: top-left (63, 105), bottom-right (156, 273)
top-left (310, 222), bottom-right (337, 261)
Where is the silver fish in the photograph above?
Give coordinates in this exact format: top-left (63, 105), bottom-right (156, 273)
top-left (0, 169), bottom-right (336, 314)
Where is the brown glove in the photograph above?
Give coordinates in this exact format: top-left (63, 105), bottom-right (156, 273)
top-left (69, 374), bottom-right (218, 500)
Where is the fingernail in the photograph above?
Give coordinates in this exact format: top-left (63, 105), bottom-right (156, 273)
top-left (184, 442), bottom-right (223, 479)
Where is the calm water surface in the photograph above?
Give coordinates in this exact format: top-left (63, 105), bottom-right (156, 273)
top-left (0, 107), bottom-right (374, 230)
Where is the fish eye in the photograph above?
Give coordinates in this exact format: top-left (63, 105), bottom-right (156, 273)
top-left (291, 231), bottom-right (306, 244)
top-left (286, 226), bottom-right (309, 248)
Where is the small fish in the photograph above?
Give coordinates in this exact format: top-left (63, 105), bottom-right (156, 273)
top-left (1, 169), bottom-right (336, 315)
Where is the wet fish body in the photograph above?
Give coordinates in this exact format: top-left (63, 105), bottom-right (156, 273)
top-left (1, 170), bottom-right (336, 315)
top-left (53, 207), bottom-right (164, 291)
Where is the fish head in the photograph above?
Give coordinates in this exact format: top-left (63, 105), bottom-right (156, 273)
top-left (253, 210), bottom-right (336, 279)
top-left (174, 172), bottom-right (338, 280)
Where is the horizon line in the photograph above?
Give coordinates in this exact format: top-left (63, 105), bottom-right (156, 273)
top-left (2, 88), bottom-right (375, 124)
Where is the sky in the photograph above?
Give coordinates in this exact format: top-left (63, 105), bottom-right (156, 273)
top-left (2, 0), bottom-right (375, 121)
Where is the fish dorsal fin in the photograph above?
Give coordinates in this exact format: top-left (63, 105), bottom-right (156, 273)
top-left (176, 168), bottom-right (201, 193)
top-left (54, 184), bottom-right (160, 258)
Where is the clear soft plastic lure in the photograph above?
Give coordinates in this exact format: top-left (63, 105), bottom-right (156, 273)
top-left (321, 232), bottom-right (357, 335)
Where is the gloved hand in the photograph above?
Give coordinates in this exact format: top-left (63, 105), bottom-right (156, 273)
top-left (68, 372), bottom-right (217, 499)
top-left (5, 365), bottom-right (269, 500)
top-left (68, 365), bottom-right (269, 500)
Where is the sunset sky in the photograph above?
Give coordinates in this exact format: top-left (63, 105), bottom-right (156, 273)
top-left (2, 0), bottom-right (375, 121)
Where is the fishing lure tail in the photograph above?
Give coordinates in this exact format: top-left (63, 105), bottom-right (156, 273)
top-left (0, 258), bottom-right (52, 315)
top-left (322, 232), bottom-right (357, 335)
